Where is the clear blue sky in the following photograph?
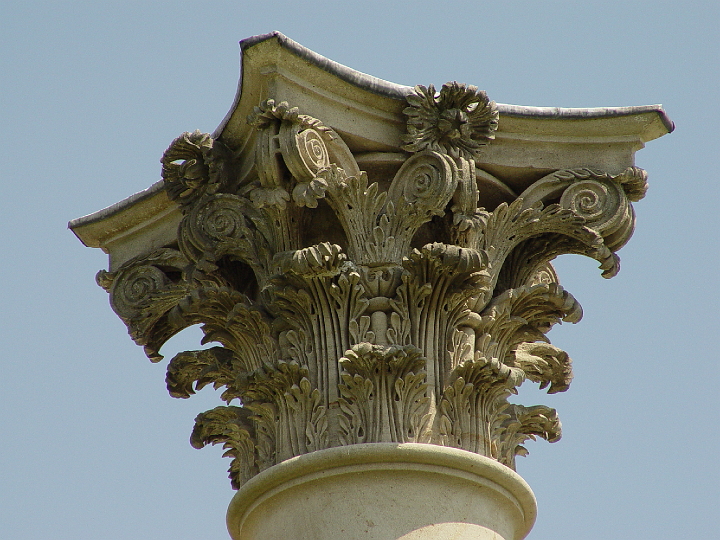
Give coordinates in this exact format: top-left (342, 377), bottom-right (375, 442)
top-left (2, 1), bottom-right (718, 539)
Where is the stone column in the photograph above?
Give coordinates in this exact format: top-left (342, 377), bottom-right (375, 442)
top-left (227, 443), bottom-right (536, 540)
top-left (70, 32), bottom-right (672, 540)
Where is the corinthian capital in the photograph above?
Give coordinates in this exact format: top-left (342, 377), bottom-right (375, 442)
top-left (70, 33), bottom-right (672, 496)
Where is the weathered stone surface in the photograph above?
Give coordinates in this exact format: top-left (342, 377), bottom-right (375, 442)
top-left (70, 32), bottom-right (672, 496)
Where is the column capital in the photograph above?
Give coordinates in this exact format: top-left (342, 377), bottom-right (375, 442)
top-left (70, 32), bottom-right (672, 536)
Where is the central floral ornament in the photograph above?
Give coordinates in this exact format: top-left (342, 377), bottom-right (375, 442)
top-left (97, 83), bottom-right (647, 489)
top-left (402, 83), bottom-right (499, 159)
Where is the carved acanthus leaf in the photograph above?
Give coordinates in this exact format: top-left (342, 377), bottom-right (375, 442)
top-left (338, 343), bottom-right (430, 445)
top-left (465, 282), bottom-right (581, 368)
top-left (243, 361), bottom-right (328, 465)
top-left (322, 151), bottom-right (469, 265)
top-left (403, 242), bottom-right (491, 323)
top-left (166, 346), bottom-right (238, 400)
top-left (470, 198), bottom-right (619, 292)
top-left (449, 158), bottom-right (481, 240)
top-left (273, 242), bottom-right (346, 277)
top-left (404, 242), bottom-right (489, 284)
top-left (497, 233), bottom-right (617, 291)
top-left (438, 357), bottom-right (524, 456)
top-left (169, 281), bottom-right (278, 374)
top-left (269, 244), bottom-right (348, 370)
top-left (398, 243), bottom-right (492, 394)
top-left (94, 84), bottom-right (653, 488)
top-left (495, 404), bottom-right (561, 469)
top-left (114, 260), bottom-right (277, 370)
top-left (96, 269), bottom-right (115, 291)
top-left (292, 177), bottom-right (328, 209)
top-left (615, 166), bottom-right (649, 202)
top-left (190, 406), bottom-right (257, 489)
top-left (248, 99), bottom-right (303, 127)
top-left (329, 271), bottom-right (371, 348)
top-left (511, 342), bottom-right (573, 394)
top-left (248, 187), bottom-right (291, 209)
top-left (321, 166), bottom-right (389, 265)
top-left (162, 130), bottom-right (233, 210)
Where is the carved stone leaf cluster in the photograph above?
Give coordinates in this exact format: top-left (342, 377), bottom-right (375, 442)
top-left (402, 83), bottom-right (499, 159)
top-left (100, 86), bottom-right (647, 489)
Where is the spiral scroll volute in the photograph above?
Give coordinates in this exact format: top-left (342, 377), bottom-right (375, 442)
top-left (387, 150), bottom-right (461, 217)
top-left (108, 248), bottom-right (188, 320)
top-left (519, 167), bottom-right (643, 251)
top-left (559, 177), bottom-right (633, 250)
top-left (110, 265), bottom-right (168, 320)
top-left (178, 193), bottom-right (250, 264)
top-left (279, 121), bottom-right (360, 183)
top-left (279, 122), bottom-right (329, 181)
top-left (529, 262), bottom-right (560, 287)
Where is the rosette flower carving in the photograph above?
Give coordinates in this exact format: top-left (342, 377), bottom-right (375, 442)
top-left (402, 83), bottom-right (499, 159)
top-left (162, 130), bottom-right (232, 210)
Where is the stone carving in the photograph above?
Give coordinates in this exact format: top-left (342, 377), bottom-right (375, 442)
top-left (96, 86), bottom-right (648, 489)
top-left (162, 130), bottom-right (235, 209)
top-left (338, 344), bottom-right (430, 445)
top-left (402, 83), bottom-right (499, 159)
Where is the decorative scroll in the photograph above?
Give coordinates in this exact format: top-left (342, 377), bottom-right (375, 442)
top-left (518, 166), bottom-right (648, 250)
top-left (98, 85), bottom-right (648, 489)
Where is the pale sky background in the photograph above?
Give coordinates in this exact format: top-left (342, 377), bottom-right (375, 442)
top-left (2, 1), bottom-right (718, 539)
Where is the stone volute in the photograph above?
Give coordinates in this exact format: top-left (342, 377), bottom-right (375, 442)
top-left (70, 32), bottom-right (672, 540)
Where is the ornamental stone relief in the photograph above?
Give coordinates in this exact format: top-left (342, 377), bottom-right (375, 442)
top-left (96, 82), bottom-right (648, 490)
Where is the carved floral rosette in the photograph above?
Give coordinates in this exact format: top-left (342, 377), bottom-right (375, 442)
top-left (99, 84), bottom-right (647, 489)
